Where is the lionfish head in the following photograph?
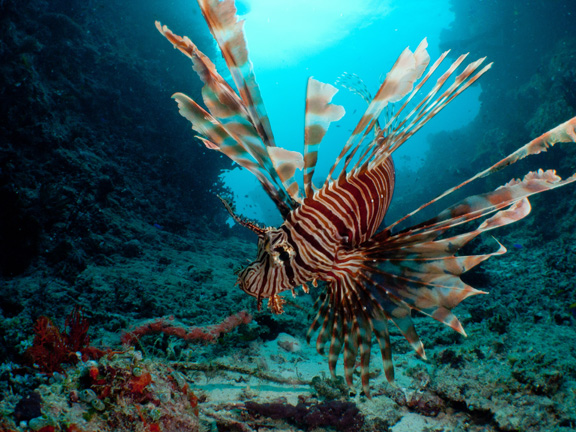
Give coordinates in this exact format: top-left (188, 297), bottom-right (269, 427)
top-left (236, 227), bottom-right (297, 314)
top-left (217, 195), bottom-right (298, 313)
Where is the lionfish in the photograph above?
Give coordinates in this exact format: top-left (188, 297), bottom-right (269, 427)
top-left (157, 0), bottom-right (576, 395)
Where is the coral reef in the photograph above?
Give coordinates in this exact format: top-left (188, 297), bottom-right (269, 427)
top-left (2, 350), bottom-right (201, 432)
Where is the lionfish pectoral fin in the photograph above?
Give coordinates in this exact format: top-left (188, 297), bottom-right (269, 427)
top-left (365, 197), bottom-right (534, 328)
top-left (388, 117), bottom-right (576, 232)
top-left (268, 147), bottom-right (304, 201)
top-left (158, 0), bottom-right (301, 217)
top-left (307, 195), bottom-right (539, 397)
top-left (353, 197), bottom-right (537, 387)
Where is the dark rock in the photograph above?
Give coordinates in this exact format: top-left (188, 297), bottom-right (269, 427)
top-left (13, 391), bottom-right (42, 422)
top-left (122, 239), bottom-right (142, 258)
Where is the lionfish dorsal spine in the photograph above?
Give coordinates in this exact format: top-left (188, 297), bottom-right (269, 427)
top-left (322, 40), bottom-right (430, 184)
top-left (303, 78), bottom-right (346, 197)
top-left (368, 57), bottom-right (492, 170)
top-left (197, 0), bottom-right (309, 203)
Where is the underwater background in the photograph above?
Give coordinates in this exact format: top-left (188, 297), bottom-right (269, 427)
top-left (1, 0), bottom-right (576, 431)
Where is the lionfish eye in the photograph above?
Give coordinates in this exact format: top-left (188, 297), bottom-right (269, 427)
top-left (274, 246), bottom-right (290, 262)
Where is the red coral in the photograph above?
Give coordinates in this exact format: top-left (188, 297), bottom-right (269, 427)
top-left (207, 310), bottom-right (252, 339)
top-left (26, 316), bottom-right (73, 373)
top-left (64, 307), bottom-right (91, 353)
top-left (26, 307), bottom-right (103, 374)
top-left (188, 390), bottom-right (199, 416)
top-left (121, 311), bottom-right (252, 346)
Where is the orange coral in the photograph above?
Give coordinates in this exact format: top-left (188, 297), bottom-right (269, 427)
top-left (129, 372), bottom-right (152, 394)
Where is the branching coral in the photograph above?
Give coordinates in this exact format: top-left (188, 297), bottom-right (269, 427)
top-left (25, 307), bottom-right (103, 374)
top-left (120, 310), bottom-right (252, 345)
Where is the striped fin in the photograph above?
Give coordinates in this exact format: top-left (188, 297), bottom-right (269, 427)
top-left (325, 41), bottom-right (494, 181)
top-left (304, 78), bottom-right (345, 197)
top-left (408, 170), bottom-right (574, 239)
top-left (157, 22), bottom-right (284, 185)
top-left (368, 171), bottom-right (574, 332)
top-left (155, 22), bottom-right (247, 122)
top-left (268, 147), bottom-right (304, 201)
top-left (307, 278), bottom-right (381, 395)
top-left (172, 92), bottom-right (258, 169)
top-left (171, 93), bottom-right (282, 200)
top-left (351, 198), bottom-right (533, 390)
top-left (197, 0), bottom-right (275, 147)
top-left (304, 120), bottom-right (574, 396)
top-left (157, 7), bottom-right (304, 216)
top-left (373, 319), bottom-right (394, 384)
top-left (358, 55), bottom-right (490, 171)
top-left (387, 119), bottom-right (576, 233)
top-left (306, 194), bottom-right (537, 396)
top-left (307, 273), bottom-right (428, 396)
top-left (368, 57), bottom-right (490, 168)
